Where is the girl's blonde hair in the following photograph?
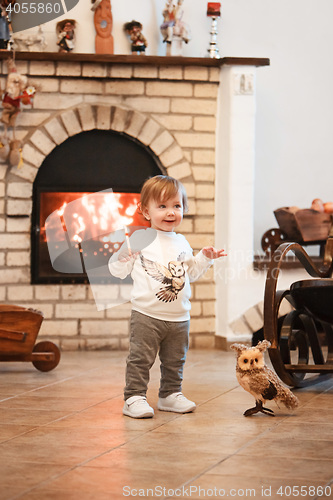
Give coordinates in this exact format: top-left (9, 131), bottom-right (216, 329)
top-left (139, 175), bottom-right (188, 213)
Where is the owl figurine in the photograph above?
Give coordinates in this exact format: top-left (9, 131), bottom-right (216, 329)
top-left (230, 340), bottom-right (299, 416)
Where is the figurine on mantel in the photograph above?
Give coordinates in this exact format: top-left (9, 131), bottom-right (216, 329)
top-left (160, 0), bottom-right (191, 56)
top-left (56, 19), bottom-right (76, 53)
top-left (207, 2), bottom-right (221, 59)
top-left (91, 0), bottom-right (114, 54)
top-left (13, 25), bottom-right (47, 52)
top-left (124, 20), bottom-right (147, 55)
top-left (0, 0), bottom-right (14, 50)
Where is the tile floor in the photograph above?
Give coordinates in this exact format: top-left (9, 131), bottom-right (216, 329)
top-left (0, 349), bottom-right (332, 500)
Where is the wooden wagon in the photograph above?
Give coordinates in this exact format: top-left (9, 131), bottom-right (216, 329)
top-left (0, 305), bottom-right (60, 372)
top-left (261, 207), bottom-right (332, 256)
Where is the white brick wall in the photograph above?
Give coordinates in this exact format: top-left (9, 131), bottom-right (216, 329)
top-left (96, 105), bottom-right (111, 130)
top-left (78, 104), bottom-right (95, 131)
top-left (0, 57), bottom-right (220, 351)
top-left (7, 199), bottom-right (32, 216)
top-left (7, 182), bottom-right (32, 198)
top-left (30, 130), bottom-right (56, 155)
top-left (22, 143), bottom-right (44, 167)
top-left (137, 119), bottom-right (160, 145)
top-left (56, 62), bottom-right (81, 77)
top-left (44, 117), bottom-right (68, 145)
top-left (111, 107), bottom-right (129, 132)
top-left (125, 111), bottom-right (146, 138)
top-left (61, 109), bottom-right (82, 136)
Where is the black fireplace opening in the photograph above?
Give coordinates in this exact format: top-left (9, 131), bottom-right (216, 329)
top-left (31, 129), bottom-right (164, 284)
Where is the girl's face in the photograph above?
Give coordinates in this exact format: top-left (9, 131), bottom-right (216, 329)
top-left (142, 191), bottom-right (183, 232)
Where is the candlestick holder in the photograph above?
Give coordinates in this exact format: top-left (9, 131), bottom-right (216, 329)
top-left (207, 2), bottom-right (221, 59)
top-left (207, 16), bottom-right (220, 58)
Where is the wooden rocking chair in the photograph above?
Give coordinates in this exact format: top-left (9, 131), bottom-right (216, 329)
top-left (263, 223), bottom-right (333, 387)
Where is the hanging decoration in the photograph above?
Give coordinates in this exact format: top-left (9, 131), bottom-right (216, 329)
top-left (0, 58), bottom-right (37, 168)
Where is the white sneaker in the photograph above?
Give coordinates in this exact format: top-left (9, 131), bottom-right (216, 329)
top-left (123, 396), bottom-right (154, 419)
top-left (157, 392), bottom-right (196, 413)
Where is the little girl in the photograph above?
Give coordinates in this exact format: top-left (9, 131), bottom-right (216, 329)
top-left (109, 175), bottom-right (226, 418)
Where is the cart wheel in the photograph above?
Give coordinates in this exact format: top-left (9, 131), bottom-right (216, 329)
top-left (261, 228), bottom-right (287, 255)
top-left (32, 341), bottom-right (61, 372)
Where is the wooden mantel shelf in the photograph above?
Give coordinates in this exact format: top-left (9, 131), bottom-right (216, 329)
top-left (0, 51), bottom-right (270, 68)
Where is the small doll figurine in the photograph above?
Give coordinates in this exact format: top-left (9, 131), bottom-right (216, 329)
top-left (56, 19), bottom-right (76, 53)
top-left (160, 0), bottom-right (190, 55)
top-left (1, 63), bottom-right (28, 138)
top-left (160, 0), bottom-right (175, 43)
top-left (0, 0), bottom-right (15, 50)
top-left (124, 20), bottom-right (147, 55)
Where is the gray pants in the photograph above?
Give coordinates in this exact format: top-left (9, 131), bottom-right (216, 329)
top-left (124, 310), bottom-right (190, 400)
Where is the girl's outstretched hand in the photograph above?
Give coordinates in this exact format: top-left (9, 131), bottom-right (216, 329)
top-left (202, 246), bottom-right (227, 259)
top-left (119, 251), bottom-right (140, 262)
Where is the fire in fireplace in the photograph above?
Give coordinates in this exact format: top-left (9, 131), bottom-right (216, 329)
top-left (41, 190), bottom-right (150, 282)
top-left (31, 129), bottom-right (163, 284)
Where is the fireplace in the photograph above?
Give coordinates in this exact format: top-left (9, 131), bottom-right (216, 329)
top-left (0, 52), bottom-right (269, 350)
top-left (31, 129), bottom-right (162, 284)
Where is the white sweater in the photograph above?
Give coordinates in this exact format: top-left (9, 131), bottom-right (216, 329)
top-left (108, 228), bottom-right (213, 321)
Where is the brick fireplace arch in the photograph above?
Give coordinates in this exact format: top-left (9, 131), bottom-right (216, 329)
top-left (10, 102), bottom-right (194, 195)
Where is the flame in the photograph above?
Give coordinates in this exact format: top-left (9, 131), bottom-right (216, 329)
top-left (43, 192), bottom-right (146, 250)
top-left (73, 234), bottom-right (82, 243)
top-left (57, 202), bottom-right (67, 216)
top-left (82, 193), bottom-right (134, 234)
top-left (57, 202), bottom-right (68, 233)
top-left (72, 214), bottom-right (86, 239)
top-left (125, 202), bottom-right (138, 217)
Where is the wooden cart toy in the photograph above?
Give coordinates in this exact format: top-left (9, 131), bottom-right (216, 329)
top-left (261, 207), bottom-right (332, 256)
top-left (0, 305), bottom-right (60, 372)
top-left (263, 224), bottom-right (333, 387)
